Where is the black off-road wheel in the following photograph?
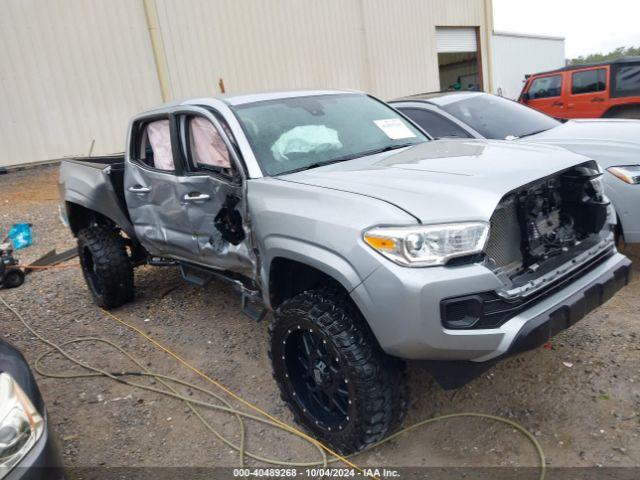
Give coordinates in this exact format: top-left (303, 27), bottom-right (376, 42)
top-left (77, 226), bottom-right (133, 309)
top-left (3, 269), bottom-right (25, 289)
top-left (269, 287), bottom-right (408, 454)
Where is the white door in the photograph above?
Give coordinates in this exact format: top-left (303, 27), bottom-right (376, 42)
top-left (436, 27), bottom-right (478, 53)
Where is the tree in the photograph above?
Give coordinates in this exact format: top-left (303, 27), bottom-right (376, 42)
top-left (568, 46), bottom-right (640, 65)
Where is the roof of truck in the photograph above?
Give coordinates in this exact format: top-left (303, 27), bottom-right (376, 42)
top-left (188, 89), bottom-right (362, 107)
top-left (138, 89), bottom-right (365, 132)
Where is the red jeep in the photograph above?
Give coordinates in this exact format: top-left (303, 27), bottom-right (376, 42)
top-left (519, 57), bottom-right (640, 119)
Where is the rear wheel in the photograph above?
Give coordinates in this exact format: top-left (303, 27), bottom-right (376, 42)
top-left (3, 269), bottom-right (25, 289)
top-left (269, 287), bottom-right (408, 454)
top-left (77, 226), bottom-right (133, 309)
top-left (605, 105), bottom-right (640, 119)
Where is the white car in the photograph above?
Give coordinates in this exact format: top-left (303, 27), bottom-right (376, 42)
top-left (392, 92), bottom-right (640, 243)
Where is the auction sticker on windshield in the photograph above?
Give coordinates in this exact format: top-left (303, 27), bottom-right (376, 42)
top-left (374, 118), bottom-right (416, 140)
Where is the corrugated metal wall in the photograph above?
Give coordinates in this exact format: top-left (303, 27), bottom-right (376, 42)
top-left (154, 0), bottom-right (372, 98)
top-left (0, 0), bottom-right (163, 167)
top-left (0, 0), bottom-right (487, 167)
top-left (341, 0), bottom-right (488, 98)
top-left (491, 32), bottom-right (565, 99)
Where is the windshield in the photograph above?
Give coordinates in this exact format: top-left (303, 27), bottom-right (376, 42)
top-left (440, 94), bottom-right (560, 139)
top-left (232, 94), bottom-right (428, 175)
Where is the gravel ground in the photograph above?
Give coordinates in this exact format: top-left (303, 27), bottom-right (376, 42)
top-left (1, 165), bottom-right (639, 476)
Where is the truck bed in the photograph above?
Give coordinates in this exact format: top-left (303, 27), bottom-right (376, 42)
top-left (59, 154), bottom-right (135, 237)
top-left (64, 154), bottom-right (125, 168)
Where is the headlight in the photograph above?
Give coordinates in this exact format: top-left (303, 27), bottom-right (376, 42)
top-left (0, 373), bottom-right (44, 478)
top-left (607, 166), bottom-right (640, 184)
top-left (363, 222), bottom-right (489, 267)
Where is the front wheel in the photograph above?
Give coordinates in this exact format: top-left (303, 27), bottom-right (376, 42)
top-left (269, 287), bottom-right (408, 454)
top-left (77, 226), bottom-right (134, 309)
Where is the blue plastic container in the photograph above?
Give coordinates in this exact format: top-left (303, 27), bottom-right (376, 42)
top-left (8, 223), bottom-right (33, 250)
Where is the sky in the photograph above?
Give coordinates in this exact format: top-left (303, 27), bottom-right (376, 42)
top-left (493, 0), bottom-right (640, 59)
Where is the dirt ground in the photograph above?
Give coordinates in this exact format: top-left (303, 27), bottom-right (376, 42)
top-left (1, 165), bottom-right (639, 477)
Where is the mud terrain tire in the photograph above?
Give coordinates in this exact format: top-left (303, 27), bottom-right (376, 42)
top-left (269, 287), bottom-right (408, 454)
top-left (77, 226), bottom-right (133, 309)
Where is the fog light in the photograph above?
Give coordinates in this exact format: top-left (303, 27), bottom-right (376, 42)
top-left (441, 296), bottom-right (483, 329)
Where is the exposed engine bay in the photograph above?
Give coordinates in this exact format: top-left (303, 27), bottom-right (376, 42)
top-left (519, 179), bottom-right (577, 262)
top-left (485, 163), bottom-right (613, 297)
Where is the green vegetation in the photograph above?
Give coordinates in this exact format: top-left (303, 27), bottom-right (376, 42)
top-left (568, 46), bottom-right (640, 65)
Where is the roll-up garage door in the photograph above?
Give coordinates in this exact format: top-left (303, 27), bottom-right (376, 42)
top-left (436, 27), bottom-right (482, 91)
top-left (436, 27), bottom-right (477, 53)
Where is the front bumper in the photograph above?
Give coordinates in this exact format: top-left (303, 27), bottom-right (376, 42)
top-left (506, 254), bottom-right (630, 354)
top-left (5, 414), bottom-right (66, 480)
top-left (351, 249), bottom-right (631, 362)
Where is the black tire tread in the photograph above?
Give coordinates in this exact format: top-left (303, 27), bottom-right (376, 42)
top-left (77, 226), bottom-right (133, 309)
top-left (3, 269), bottom-right (25, 289)
top-left (269, 287), bottom-right (408, 454)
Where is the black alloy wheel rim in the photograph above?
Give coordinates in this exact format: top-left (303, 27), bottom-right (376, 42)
top-left (282, 326), bottom-right (352, 431)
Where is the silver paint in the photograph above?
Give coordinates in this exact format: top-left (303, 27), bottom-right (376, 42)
top-left (60, 90), bottom-right (628, 362)
top-left (392, 93), bottom-right (640, 243)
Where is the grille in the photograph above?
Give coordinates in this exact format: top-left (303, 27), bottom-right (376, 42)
top-left (484, 198), bottom-right (523, 272)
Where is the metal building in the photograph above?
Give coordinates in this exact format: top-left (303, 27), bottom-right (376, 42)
top-left (491, 31), bottom-right (566, 100)
top-left (1, 0), bottom-right (494, 168)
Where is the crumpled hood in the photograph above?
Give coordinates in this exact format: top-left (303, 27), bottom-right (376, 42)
top-left (278, 139), bottom-right (592, 223)
top-left (521, 119), bottom-right (640, 169)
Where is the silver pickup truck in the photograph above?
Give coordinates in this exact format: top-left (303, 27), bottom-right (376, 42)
top-left (59, 90), bottom-right (631, 454)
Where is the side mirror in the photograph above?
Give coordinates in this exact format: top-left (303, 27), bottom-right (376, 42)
top-left (521, 92), bottom-right (530, 102)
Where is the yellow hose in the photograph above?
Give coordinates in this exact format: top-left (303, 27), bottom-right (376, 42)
top-left (0, 295), bottom-right (545, 479)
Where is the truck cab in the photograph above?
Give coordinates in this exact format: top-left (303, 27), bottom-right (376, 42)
top-left (124, 105), bottom-right (255, 277)
top-left (59, 90), bottom-right (631, 455)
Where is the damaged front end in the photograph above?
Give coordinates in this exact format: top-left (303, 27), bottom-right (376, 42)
top-left (485, 161), bottom-right (615, 299)
top-left (441, 161), bottom-right (617, 330)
